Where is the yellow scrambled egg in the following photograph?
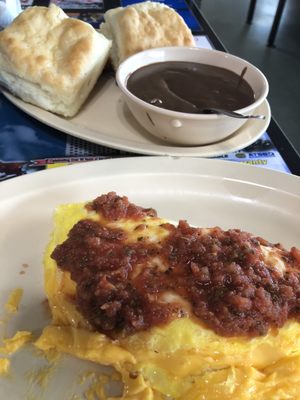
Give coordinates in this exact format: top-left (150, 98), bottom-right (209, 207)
top-left (35, 202), bottom-right (300, 399)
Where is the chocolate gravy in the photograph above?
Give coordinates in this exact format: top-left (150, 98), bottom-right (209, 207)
top-left (126, 61), bottom-right (255, 113)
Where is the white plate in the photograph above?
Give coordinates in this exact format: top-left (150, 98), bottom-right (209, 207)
top-left (1, 157), bottom-right (299, 399)
top-left (2, 75), bottom-right (271, 157)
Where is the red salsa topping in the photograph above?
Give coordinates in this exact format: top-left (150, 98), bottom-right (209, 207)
top-left (51, 192), bottom-right (300, 338)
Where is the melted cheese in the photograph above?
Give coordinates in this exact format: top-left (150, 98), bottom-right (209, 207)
top-left (26, 364), bottom-right (60, 391)
top-left (261, 245), bottom-right (286, 275)
top-left (35, 201), bottom-right (300, 400)
top-left (0, 289), bottom-right (32, 377)
top-left (0, 331), bottom-right (32, 354)
top-left (5, 288), bottom-right (23, 313)
top-left (0, 358), bottom-right (10, 376)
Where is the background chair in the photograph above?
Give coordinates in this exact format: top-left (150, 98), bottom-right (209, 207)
top-left (246, 0), bottom-right (287, 47)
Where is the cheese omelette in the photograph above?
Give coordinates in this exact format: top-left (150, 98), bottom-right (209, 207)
top-left (35, 193), bottom-right (300, 400)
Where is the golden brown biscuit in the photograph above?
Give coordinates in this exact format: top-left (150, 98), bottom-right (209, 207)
top-left (100, 1), bottom-right (195, 69)
top-left (0, 5), bottom-right (111, 117)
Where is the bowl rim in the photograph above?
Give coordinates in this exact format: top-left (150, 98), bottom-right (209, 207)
top-left (116, 46), bottom-right (269, 120)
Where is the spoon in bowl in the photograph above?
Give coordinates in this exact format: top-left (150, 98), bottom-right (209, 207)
top-left (201, 108), bottom-right (266, 120)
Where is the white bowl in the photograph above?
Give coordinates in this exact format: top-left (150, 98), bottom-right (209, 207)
top-left (116, 47), bottom-right (269, 146)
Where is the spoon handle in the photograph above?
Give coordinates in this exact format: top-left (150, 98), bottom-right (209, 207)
top-left (201, 108), bottom-right (266, 120)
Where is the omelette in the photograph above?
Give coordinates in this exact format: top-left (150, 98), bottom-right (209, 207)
top-left (35, 192), bottom-right (300, 400)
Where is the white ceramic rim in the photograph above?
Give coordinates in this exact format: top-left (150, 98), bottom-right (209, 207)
top-left (116, 46), bottom-right (269, 120)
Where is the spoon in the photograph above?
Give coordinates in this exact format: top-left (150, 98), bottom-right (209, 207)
top-left (201, 108), bottom-right (266, 120)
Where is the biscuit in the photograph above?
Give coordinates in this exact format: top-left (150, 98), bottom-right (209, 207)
top-left (0, 5), bottom-right (111, 117)
top-left (100, 1), bottom-right (195, 69)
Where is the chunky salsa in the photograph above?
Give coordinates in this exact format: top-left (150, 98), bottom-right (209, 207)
top-left (52, 193), bottom-right (300, 338)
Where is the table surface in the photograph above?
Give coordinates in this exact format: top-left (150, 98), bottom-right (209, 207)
top-left (1, 0), bottom-right (300, 181)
